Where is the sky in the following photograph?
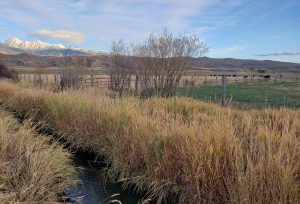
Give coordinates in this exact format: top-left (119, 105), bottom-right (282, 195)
top-left (0, 0), bottom-right (300, 63)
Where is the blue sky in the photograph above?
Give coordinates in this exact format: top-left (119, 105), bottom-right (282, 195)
top-left (0, 0), bottom-right (300, 62)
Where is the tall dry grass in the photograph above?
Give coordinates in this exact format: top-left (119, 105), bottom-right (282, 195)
top-left (0, 109), bottom-right (76, 203)
top-left (0, 81), bottom-right (299, 203)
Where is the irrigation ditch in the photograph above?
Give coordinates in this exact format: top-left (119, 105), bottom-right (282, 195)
top-left (4, 108), bottom-right (142, 204)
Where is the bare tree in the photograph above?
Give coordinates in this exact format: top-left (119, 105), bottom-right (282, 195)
top-left (59, 53), bottom-right (84, 91)
top-left (109, 28), bottom-right (208, 98)
top-left (134, 28), bottom-right (208, 97)
top-left (109, 40), bottom-right (134, 97)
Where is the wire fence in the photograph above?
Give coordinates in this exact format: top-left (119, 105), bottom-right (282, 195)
top-left (177, 79), bottom-right (300, 109)
top-left (17, 73), bottom-right (300, 87)
top-left (17, 73), bottom-right (300, 109)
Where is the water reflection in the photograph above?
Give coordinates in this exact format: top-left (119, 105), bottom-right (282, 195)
top-left (66, 152), bottom-right (141, 204)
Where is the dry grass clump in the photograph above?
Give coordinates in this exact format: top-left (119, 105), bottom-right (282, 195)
top-left (0, 109), bottom-right (76, 203)
top-left (0, 81), bottom-right (299, 203)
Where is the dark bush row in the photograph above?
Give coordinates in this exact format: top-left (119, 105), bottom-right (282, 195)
top-left (0, 63), bottom-right (19, 82)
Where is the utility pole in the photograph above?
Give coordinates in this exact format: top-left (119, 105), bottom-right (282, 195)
top-left (221, 75), bottom-right (227, 107)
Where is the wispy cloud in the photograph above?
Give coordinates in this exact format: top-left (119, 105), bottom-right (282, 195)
top-left (256, 52), bottom-right (300, 56)
top-left (209, 45), bottom-right (245, 55)
top-left (279, 0), bottom-right (300, 12)
top-left (270, 35), bottom-right (282, 39)
top-left (0, 0), bottom-right (299, 64)
top-left (0, 0), bottom-right (250, 45)
top-left (28, 29), bottom-right (85, 44)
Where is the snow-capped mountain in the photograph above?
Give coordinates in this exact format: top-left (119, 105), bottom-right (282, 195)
top-left (1, 37), bottom-right (105, 55)
top-left (5, 37), bottom-right (65, 51)
top-left (0, 42), bottom-right (23, 54)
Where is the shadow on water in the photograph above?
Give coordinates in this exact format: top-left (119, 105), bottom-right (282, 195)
top-left (66, 152), bottom-right (141, 204)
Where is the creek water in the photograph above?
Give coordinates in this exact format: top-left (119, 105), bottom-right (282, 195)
top-left (11, 114), bottom-right (142, 204)
top-left (65, 152), bottom-right (141, 204)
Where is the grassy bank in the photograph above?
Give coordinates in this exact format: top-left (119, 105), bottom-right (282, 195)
top-left (0, 109), bottom-right (76, 202)
top-left (0, 81), bottom-right (299, 203)
top-left (177, 82), bottom-right (300, 108)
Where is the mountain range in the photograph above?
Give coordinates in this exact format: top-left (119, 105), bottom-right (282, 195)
top-left (0, 37), bottom-right (103, 55)
top-left (0, 37), bottom-right (299, 73)
top-left (1, 52), bottom-right (299, 73)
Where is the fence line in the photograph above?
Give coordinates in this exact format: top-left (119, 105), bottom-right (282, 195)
top-left (17, 73), bottom-right (300, 89)
top-left (15, 73), bottom-right (300, 108)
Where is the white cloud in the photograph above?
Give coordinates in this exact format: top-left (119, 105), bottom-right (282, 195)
top-left (28, 29), bottom-right (85, 44)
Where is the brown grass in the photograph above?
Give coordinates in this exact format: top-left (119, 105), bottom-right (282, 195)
top-left (0, 109), bottom-right (76, 203)
top-left (0, 81), bottom-right (299, 203)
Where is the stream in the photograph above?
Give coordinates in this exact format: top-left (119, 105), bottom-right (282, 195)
top-left (65, 152), bottom-right (142, 204)
top-left (11, 113), bottom-right (142, 204)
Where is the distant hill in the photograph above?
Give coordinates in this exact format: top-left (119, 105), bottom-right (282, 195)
top-left (188, 57), bottom-right (300, 72)
top-left (0, 53), bottom-right (109, 68)
top-left (0, 53), bottom-right (299, 73)
top-left (31, 48), bottom-right (87, 56)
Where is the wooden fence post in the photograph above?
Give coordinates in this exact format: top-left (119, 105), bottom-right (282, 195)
top-left (135, 74), bottom-right (139, 96)
top-left (221, 75), bottom-right (227, 107)
top-left (91, 74), bottom-right (94, 87)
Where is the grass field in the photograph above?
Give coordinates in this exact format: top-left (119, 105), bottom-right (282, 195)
top-left (0, 109), bottom-right (76, 203)
top-left (177, 82), bottom-right (300, 108)
top-left (0, 81), bottom-right (299, 203)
